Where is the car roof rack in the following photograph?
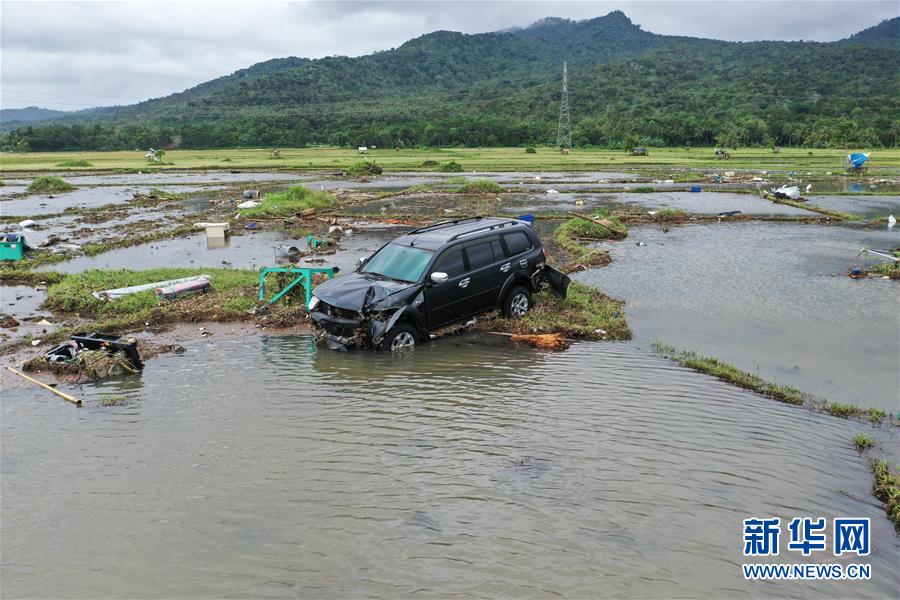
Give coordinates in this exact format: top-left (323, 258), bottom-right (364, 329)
top-left (446, 219), bottom-right (520, 242)
top-left (406, 216), bottom-right (484, 235)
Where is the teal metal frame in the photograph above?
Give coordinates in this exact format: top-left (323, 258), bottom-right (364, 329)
top-left (258, 266), bottom-right (336, 306)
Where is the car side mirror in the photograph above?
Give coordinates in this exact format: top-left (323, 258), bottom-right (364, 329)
top-left (357, 256), bottom-right (368, 268)
top-left (430, 272), bottom-right (449, 285)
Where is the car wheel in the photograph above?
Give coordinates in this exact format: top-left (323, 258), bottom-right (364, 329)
top-left (379, 323), bottom-right (418, 352)
top-left (503, 285), bottom-right (532, 319)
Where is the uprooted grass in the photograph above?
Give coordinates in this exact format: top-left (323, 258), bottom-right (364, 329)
top-left (455, 178), bottom-right (501, 194)
top-left (27, 176), bottom-right (75, 193)
top-left (56, 159), bottom-right (93, 168)
top-left (240, 186), bottom-right (336, 218)
top-left (478, 281), bottom-right (631, 341)
top-left (870, 459), bottom-right (900, 531)
top-left (653, 342), bottom-right (890, 425)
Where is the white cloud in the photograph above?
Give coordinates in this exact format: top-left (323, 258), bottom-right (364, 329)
top-left (1, 1), bottom-right (896, 110)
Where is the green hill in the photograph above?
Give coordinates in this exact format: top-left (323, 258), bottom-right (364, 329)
top-left (3, 12), bottom-right (898, 151)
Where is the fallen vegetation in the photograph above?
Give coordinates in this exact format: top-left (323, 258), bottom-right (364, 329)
top-left (240, 186), bottom-right (336, 218)
top-left (870, 459), bottom-right (900, 531)
top-left (653, 342), bottom-right (890, 425)
top-left (55, 159), bottom-right (93, 168)
top-left (478, 281), bottom-right (631, 341)
top-left (27, 175), bottom-right (75, 193)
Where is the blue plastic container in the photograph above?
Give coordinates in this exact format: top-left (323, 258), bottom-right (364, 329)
top-left (690, 186), bottom-right (702, 193)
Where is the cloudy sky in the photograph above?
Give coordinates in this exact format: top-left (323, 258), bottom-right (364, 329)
top-left (1, 0), bottom-right (896, 110)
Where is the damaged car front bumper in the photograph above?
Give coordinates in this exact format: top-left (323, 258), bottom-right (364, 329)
top-left (309, 304), bottom-right (408, 351)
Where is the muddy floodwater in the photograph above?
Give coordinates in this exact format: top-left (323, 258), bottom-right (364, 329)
top-left (583, 221), bottom-right (900, 411)
top-left (2, 336), bottom-right (897, 598)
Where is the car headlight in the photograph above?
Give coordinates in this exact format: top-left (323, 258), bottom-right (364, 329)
top-left (308, 296), bottom-right (320, 311)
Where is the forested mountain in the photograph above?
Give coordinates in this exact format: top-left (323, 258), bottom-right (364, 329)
top-left (3, 12), bottom-right (898, 151)
top-left (0, 106), bottom-right (72, 124)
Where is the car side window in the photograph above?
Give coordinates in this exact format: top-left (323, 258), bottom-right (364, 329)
top-left (503, 231), bottom-right (532, 256)
top-left (465, 240), bottom-right (496, 270)
top-left (433, 246), bottom-right (465, 278)
top-left (490, 239), bottom-right (505, 260)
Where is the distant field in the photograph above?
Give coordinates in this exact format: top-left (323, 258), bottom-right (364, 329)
top-left (1, 146), bottom-right (898, 175)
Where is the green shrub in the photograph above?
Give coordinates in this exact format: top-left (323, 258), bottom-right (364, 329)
top-left (525, 147), bottom-right (537, 154)
top-left (421, 160), bottom-right (439, 168)
top-left (455, 178), bottom-right (501, 194)
top-left (438, 161), bottom-right (464, 172)
top-left (241, 186), bottom-right (336, 218)
top-left (854, 434), bottom-right (876, 451)
top-left (870, 459), bottom-right (899, 530)
top-left (27, 176), bottom-right (76, 193)
top-left (346, 161), bottom-right (383, 176)
top-left (56, 159), bottom-right (93, 167)
top-left (632, 186), bottom-right (656, 193)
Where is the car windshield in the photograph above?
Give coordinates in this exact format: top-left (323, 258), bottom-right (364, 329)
top-left (361, 243), bottom-right (434, 283)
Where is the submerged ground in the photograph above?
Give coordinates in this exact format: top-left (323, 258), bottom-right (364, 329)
top-left (1, 151), bottom-right (899, 597)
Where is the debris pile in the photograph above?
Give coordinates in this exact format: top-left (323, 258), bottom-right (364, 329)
top-left (23, 333), bottom-right (143, 381)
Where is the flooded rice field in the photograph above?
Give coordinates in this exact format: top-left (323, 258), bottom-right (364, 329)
top-left (804, 194), bottom-right (900, 218)
top-left (41, 227), bottom-right (404, 274)
top-left (0, 285), bottom-right (51, 341)
top-left (582, 221), bottom-right (900, 410)
top-left (55, 171), bottom-right (315, 186)
top-left (0, 185), bottom-right (226, 217)
top-left (2, 336), bottom-right (897, 598)
top-left (2, 170), bottom-right (898, 597)
top-left (512, 190), bottom-right (821, 216)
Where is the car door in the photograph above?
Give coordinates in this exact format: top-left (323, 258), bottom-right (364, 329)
top-left (423, 244), bottom-right (470, 328)
top-left (501, 230), bottom-right (535, 280)
top-left (462, 236), bottom-right (507, 314)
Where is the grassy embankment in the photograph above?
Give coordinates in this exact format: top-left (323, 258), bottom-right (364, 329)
top-left (554, 212), bottom-right (627, 267)
top-left (0, 268), bottom-right (310, 354)
top-left (4, 147), bottom-right (898, 175)
top-left (26, 175), bottom-right (76, 193)
top-left (652, 342), bottom-right (890, 424)
top-left (239, 185), bottom-right (336, 218)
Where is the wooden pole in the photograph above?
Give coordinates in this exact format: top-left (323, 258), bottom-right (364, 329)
top-left (3, 366), bottom-right (82, 406)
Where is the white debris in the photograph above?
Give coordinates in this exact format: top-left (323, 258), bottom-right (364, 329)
top-left (724, 171), bottom-right (735, 177)
top-left (888, 214), bottom-right (896, 230)
top-left (546, 189), bottom-right (559, 194)
top-left (805, 184), bottom-right (813, 193)
top-left (237, 200), bottom-right (260, 209)
top-left (36, 319), bottom-right (52, 326)
top-left (31, 339), bottom-right (41, 346)
top-left (18, 219), bottom-right (36, 228)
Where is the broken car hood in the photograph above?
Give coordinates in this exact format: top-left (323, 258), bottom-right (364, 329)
top-left (312, 272), bottom-right (417, 311)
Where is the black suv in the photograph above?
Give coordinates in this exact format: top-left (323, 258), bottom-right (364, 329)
top-left (309, 217), bottom-right (569, 351)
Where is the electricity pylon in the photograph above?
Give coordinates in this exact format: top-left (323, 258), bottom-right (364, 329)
top-left (556, 61), bottom-right (571, 150)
